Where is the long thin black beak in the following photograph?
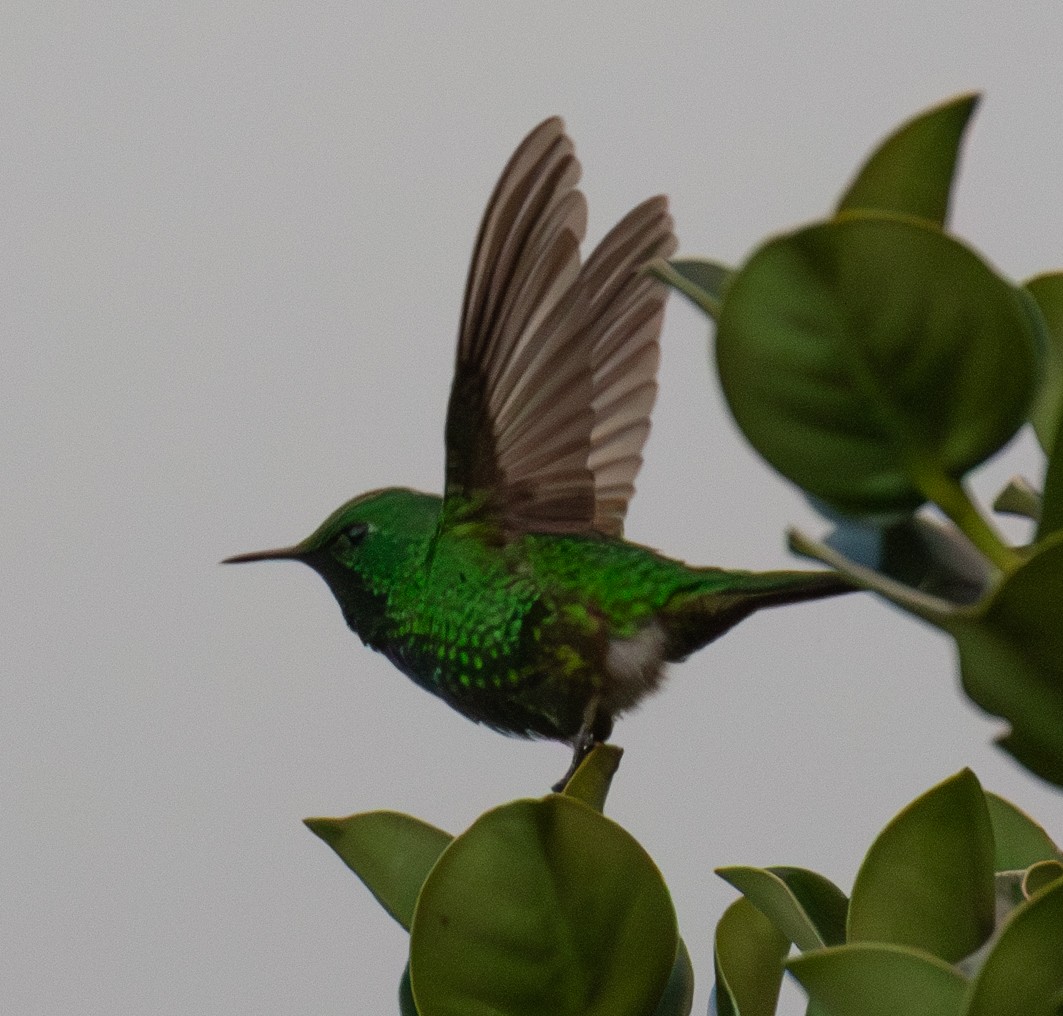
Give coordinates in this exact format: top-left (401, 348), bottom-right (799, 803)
top-left (222, 546), bottom-right (304, 564)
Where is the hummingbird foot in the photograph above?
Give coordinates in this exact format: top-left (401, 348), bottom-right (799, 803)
top-left (552, 696), bottom-right (604, 793)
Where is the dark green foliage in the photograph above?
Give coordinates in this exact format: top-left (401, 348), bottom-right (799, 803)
top-left (846, 770), bottom-right (994, 962)
top-left (1025, 274), bottom-right (1063, 455)
top-left (716, 867), bottom-right (848, 952)
top-left (303, 810), bottom-right (452, 930)
top-left (308, 748), bottom-right (688, 1016)
top-left (308, 758), bottom-right (1061, 1015)
top-left (835, 92), bottom-right (978, 225)
top-left (948, 537), bottom-right (1063, 787)
top-left (716, 770), bottom-right (1063, 1016)
top-left (662, 90), bottom-right (1063, 789)
top-left (716, 216), bottom-right (1038, 517)
top-left (408, 795), bottom-right (676, 1016)
top-left (713, 896), bottom-right (790, 1016)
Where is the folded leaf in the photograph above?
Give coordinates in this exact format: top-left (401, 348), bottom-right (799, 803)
top-left (713, 896), bottom-right (789, 1016)
top-left (716, 865), bottom-right (847, 951)
top-left (848, 769), bottom-right (994, 963)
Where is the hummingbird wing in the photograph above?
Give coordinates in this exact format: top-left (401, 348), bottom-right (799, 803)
top-left (442, 117), bottom-right (677, 538)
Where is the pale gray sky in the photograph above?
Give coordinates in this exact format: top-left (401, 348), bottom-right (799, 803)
top-left (5, 4), bottom-right (1063, 1014)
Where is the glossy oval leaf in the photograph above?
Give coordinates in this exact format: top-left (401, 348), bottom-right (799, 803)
top-left (713, 896), bottom-right (789, 1016)
top-left (716, 214), bottom-right (1038, 516)
top-left (949, 534), bottom-right (1063, 788)
top-left (984, 792), bottom-right (1061, 871)
top-left (837, 92), bottom-right (979, 226)
top-left (788, 943), bottom-right (967, 1016)
top-left (848, 769), bottom-right (994, 962)
top-left (408, 795), bottom-right (677, 1016)
top-left (304, 811), bottom-right (452, 931)
top-left (966, 878), bottom-right (1063, 1016)
top-left (716, 866), bottom-right (848, 951)
top-left (654, 938), bottom-right (694, 1016)
top-left (561, 743), bottom-right (623, 812)
top-left (649, 257), bottom-right (733, 319)
top-left (1025, 273), bottom-right (1063, 454)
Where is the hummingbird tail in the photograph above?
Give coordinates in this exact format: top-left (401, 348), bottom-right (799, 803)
top-left (662, 569), bottom-right (855, 661)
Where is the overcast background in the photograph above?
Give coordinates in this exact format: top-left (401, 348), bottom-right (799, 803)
top-left (5, 4), bottom-right (1063, 1014)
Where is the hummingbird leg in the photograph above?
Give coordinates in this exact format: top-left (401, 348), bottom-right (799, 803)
top-left (552, 696), bottom-right (603, 793)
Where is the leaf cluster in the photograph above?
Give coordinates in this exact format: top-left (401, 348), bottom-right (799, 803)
top-left (308, 750), bottom-right (1063, 1015)
top-left (714, 769), bottom-right (1063, 1015)
top-left (655, 93), bottom-right (1063, 788)
top-left (307, 747), bottom-right (694, 1016)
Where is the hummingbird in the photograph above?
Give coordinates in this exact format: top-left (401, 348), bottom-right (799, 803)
top-left (225, 117), bottom-right (851, 787)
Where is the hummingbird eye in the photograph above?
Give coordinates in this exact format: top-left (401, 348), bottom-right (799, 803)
top-left (345, 523), bottom-right (369, 545)
top-left (331, 522), bottom-right (369, 556)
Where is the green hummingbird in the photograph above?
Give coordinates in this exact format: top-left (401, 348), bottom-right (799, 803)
top-left (225, 117), bottom-right (851, 787)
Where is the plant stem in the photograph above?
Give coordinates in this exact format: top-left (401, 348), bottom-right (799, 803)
top-left (918, 469), bottom-right (1020, 573)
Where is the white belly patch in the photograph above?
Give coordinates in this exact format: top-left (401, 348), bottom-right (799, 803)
top-left (603, 620), bottom-right (668, 715)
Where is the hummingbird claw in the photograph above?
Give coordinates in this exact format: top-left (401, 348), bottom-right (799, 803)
top-left (553, 699), bottom-right (602, 792)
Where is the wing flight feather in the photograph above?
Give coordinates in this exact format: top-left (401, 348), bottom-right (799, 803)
top-left (442, 118), bottom-right (676, 538)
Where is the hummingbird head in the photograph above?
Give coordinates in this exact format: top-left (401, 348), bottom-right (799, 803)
top-left (223, 486), bottom-right (440, 623)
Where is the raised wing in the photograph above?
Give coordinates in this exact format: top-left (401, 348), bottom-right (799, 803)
top-left (442, 118), bottom-right (676, 538)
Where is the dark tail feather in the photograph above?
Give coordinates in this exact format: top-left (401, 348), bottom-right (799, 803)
top-left (663, 569), bottom-right (855, 661)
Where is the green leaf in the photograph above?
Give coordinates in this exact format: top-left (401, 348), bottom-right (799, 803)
top-left (716, 214), bottom-right (1038, 517)
top-left (847, 769), bottom-right (994, 963)
top-left (1025, 273), bottom-right (1063, 454)
top-left (713, 896), bottom-right (790, 1016)
top-left (788, 943), bottom-right (968, 1016)
top-left (948, 534), bottom-right (1063, 787)
top-left (304, 811), bottom-right (452, 931)
top-left (984, 792), bottom-right (1061, 871)
top-left (399, 963), bottom-right (419, 1016)
top-left (876, 515), bottom-right (989, 604)
top-left (837, 92), bottom-right (979, 226)
top-left (956, 869), bottom-right (1044, 979)
top-left (561, 743), bottom-right (623, 812)
top-left (654, 938), bottom-right (694, 1016)
top-left (408, 795), bottom-right (677, 1016)
top-left (993, 476), bottom-right (1043, 523)
top-left (1024, 860), bottom-right (1063, 898)
top-left (966, 878), bottom-right (1063, 1016)
top-left (649, 257), bottom-right (733, 319)
top-left (716, 866), bottom-right (848, 951)
top-left (1039, 433), bottom-right (1063, 541)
